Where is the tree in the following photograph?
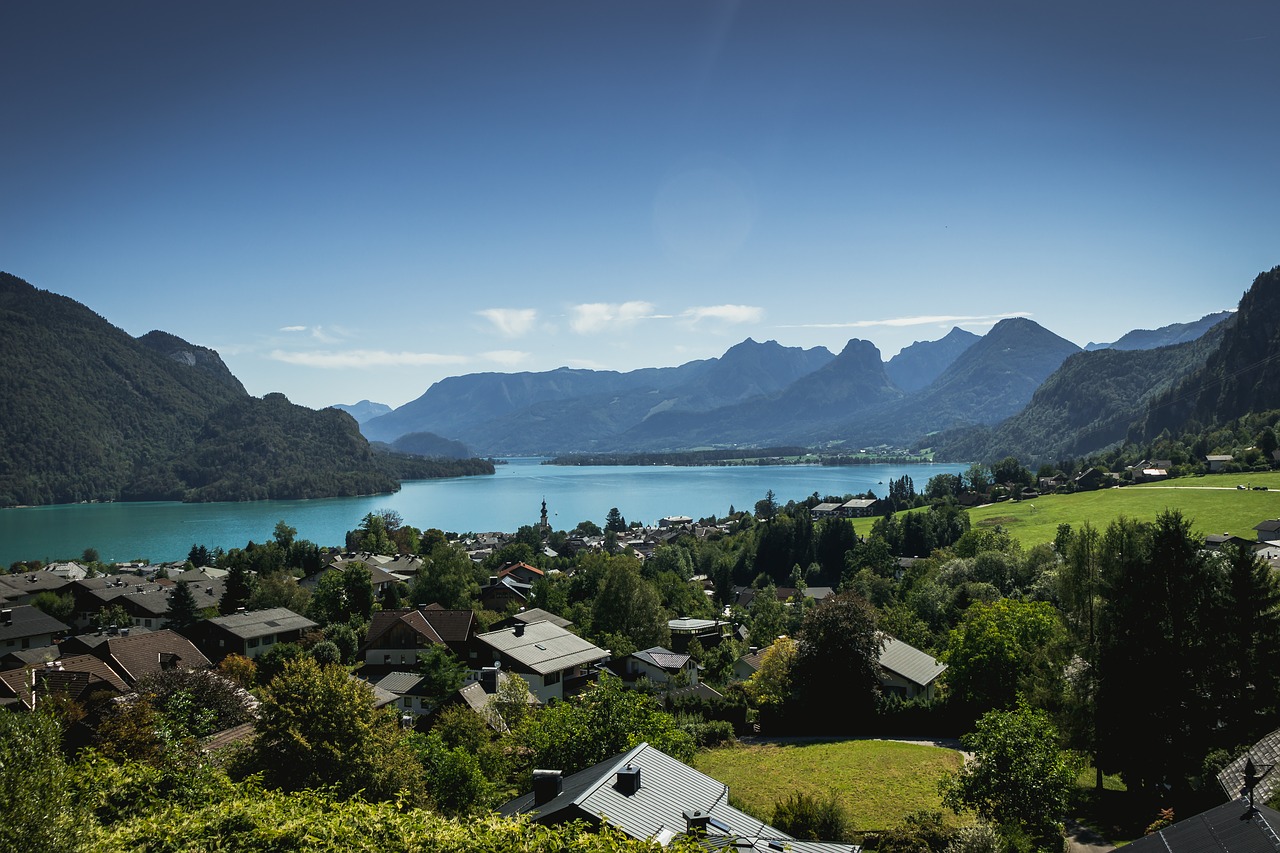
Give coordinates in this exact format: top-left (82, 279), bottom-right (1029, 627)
top-left (941, 703), bottom-right (1078, 847)
top-left (31, 590), bottom-right (74, 623)
top-left (942, 598), bottom-right (1066, 717)
top-left (964, 463), bottom-right (992, 493)
top-left (511, 673), bottom-right (695, 777)
top-left (415, 645), bottom-right (468, 708)
top-left (755, 489), bottom-right (778, 520)
top-left (409, 542), bottom-right (481, 610)
top-left (604, 507), bottom-right (627, 533)
top-left (220, 562), bottom-right (252, 615)
top-left (0, 713), bottom-right (89, 852)
top-left (166, 579), bottom-right (201, 630)
top-left (591, 559), bottom-right (669, 650)
top-left (792, 590), bottom-right (883, 723)
top-left (488, 672), bottom-right (534, 731)
top-left (246, 571), bottom-right (310, 613)
top-left (233, 657), bottom-right (424, 803)
top-left (1218, 543), bottom-right (1280, 738)
top-left (1096, 511), bottom-right (1224, 795)
top-left (743, 635), bottom-right (798, 710)
top-left (272, 520), bottom-right (297, 549)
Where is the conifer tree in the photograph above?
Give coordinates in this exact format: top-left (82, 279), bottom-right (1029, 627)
top-left (166, 580), bottom-right (201, 630)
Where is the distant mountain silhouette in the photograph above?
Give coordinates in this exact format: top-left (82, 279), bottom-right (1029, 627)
top-left (1085, 310), bottom-right (1233, 351)
top-left (885, 327), bottom-right (980, 393)
top-left (330, 399), bottom-right (392, 424)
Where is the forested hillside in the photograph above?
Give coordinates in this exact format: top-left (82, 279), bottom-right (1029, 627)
top-left (0, 273), bottom-right (489, 505)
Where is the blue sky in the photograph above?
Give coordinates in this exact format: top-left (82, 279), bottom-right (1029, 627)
top-left (3, 1), bottom-right (1277, 409)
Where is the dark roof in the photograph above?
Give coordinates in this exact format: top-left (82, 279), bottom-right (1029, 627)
top-left (1124, 800), bottom-right (1280, 853)
top-left (0, 654), bottom-right (129, 708)
top-left (0, 604), bottom-right (69, 642)
top-left (98, 629), bottom-right (212, 685)
top-left (207, 607), bottom-right (317, 639)
top-left (633, 647), bottom-right (693, 672)
top-left (416, 604), bottom-right (475, 643)
top-left (0, 572), bottom-right (72, 602)
top-left (498, 742), bottom-right (856, 852)
top-left (362, 606), bottom-right (474, 650)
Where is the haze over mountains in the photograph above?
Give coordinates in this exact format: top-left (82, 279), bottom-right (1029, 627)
top-left (360, 305), bottom-right (1240, 459)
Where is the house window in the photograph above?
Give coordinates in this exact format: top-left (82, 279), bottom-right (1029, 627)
top-left (247, 638), bottom-right (259, 649)
top-left (144, 619), bottom-right (153, 628)
top-left (400, 655), bottom-right (406, 664)
top-left (21, 638), bottom-right (29, 650)
top-left (403, 697), bottom-right (412, 708)
top-left (383, 654), bottom-right (391, 665)
top-left (544, 670), bottom-right (561, 687)
top-left (262, 634), bottom-right (276, 646)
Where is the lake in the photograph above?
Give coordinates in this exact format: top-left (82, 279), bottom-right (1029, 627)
top-left (0, 458), bottom-right (970, 565)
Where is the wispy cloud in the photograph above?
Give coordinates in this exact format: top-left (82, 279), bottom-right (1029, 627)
top-left (279, 325), bottom-right (307, 333)
top-left (482, 349), bottom-right (530, 366)
top-left (478, 308), bottom-right (537, 338)
top-left (682, 304), bottom-right (763, 325)
top-left (784, 311), bottom-right (1031, 330)
top-left (570, 301), bottom-right (657, 334)
top-left (269, 349), bottom-right (470, 369)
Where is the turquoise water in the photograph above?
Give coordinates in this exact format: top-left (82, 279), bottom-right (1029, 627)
top-left (0, 458), bottom-right (969, 565)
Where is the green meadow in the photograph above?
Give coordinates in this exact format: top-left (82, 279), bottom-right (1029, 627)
top-left (692, 739), bottom-right (964, 832)
top-left (855, 472), bottom-right (1280, 548)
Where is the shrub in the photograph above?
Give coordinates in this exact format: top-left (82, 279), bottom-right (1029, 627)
top-left (770, 791), bottom-right (851, 842)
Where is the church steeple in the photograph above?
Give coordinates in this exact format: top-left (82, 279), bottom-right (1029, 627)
top-left (540, 498), bottom-right (549, 536)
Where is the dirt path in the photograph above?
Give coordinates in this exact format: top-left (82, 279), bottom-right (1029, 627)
top-left (1065, 818), bottom-right (1116, 853)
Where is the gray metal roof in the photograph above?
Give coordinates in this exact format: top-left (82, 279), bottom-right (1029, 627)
top-left (878, 635), bottom-right (946, 688)
top-left (1219, 728), bottom-right (1280, 804)
top-left (374, 671), bottom-right (428, 696)
top-left (1124, 800), bottom-right (1280, 853)
top-left (208, 607), bottom-right (317, 639)
top-left (499, 742), bottom-right (856, 852)
top-left (476, 621), bottom-right (608, 676)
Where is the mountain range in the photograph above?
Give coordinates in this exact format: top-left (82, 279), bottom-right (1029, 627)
top-left (361, 304), bottom-right (1240, 459)
top-left (1, 266), bottom-right (1265, 506)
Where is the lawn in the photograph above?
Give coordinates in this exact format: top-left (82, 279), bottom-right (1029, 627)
top-left (691, 739), bottom-right (964, 832)
top-left (854, 472), bottom-right (1280, 548)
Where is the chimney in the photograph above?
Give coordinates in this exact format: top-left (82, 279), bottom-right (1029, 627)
top-left (532, 769), bottom-right (563, 805)
top-left (1, 609), bottom-right (10, 626)
top-left (480, 666), bottom-right (499, 693)
top-left (683, 809), bottom-right (711, 835)
top-left (513, 622), bottom-right (525, 637)
top-left (615, 764), bottom-right (641, 795)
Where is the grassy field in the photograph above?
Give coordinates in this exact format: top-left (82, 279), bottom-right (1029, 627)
top-left (854, 472), bottom-right (1280, 548)
top-left (691, 739), bottom-right (964, 831)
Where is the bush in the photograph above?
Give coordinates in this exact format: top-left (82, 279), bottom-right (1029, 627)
top-left (877, 810), bottom-right (957, 853)
top-left (770, 791), bottom-right (851, 842)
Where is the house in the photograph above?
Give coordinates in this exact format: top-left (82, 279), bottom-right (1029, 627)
top-left (446, 665), bottom-right (537, 731)
top-left (480, 574), bottom-right (532, 611)
top-left (301, 559), bottom-right (401, 599)
top-left (0, 654), bottom-right (130, 712)
top-left (1217, 728), bottom-right (1280, 806)
top-left (658, 516), bottom-right (693, 529)
top-left (473, 620), bottom-right (610, 704)
top-left (0, 571), bottom-right (73, 606)
top-left (497, 562), bottom-right (545, 585)
top-left (733, 647), bottom-right (768, 682)
top-left (0, 605), bottom-right (69, 655)
top-left (359, 605), bottom-right (476, 669)
top-left (373, 671), bottom-right (437, 718)
top-left (493, 607), bottom-right (574, 631)
top-left (878, 635), bottom-right (947, 701)
top-left (608, 646), bottom-right (700, 688)
top-left (840, 498), bottom-right (879, 518)
top-left (1073, 468), bottom-right (1108, 491)
top-left (667, 616), bottom-right (731, 652)
top-left (1254, 519), bottom-right (1280, 543)
top-left (1207, 454), bottom-right (1235, 472)
top-left (182, 607), bottom-right (317, 662)
top-left (1122, 799), bottom-right (1280, 853)
top-left (498, 741), bottom-right (857, 853)
top-left (65, 575), bottom-right (222, 631)
top-left (87, 628), bottom-right (211, 686)
top-left (1204, 533), bottom-right (1256, 552)
top-left (810, 502), bottom-right (844, 520)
